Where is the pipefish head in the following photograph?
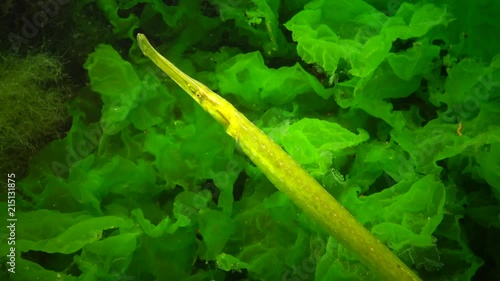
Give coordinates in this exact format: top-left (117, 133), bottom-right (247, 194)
top-left (137, 33), bottom-right (233, 129)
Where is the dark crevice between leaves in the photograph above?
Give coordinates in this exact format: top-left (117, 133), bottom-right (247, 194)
top-left (21, 250), bottom-right (82, 277)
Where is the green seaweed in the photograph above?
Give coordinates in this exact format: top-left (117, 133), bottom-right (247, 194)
top-left (4, 0), bottom-right (500, 280)
top-left (0, 53), bottom-right (69, 179)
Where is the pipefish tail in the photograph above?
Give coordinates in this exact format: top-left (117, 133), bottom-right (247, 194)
top-left (136, 33), bottom-right (421, 281)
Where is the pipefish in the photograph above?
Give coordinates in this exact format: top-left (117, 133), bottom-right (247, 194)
top-left (136, 33), bottom-right (421, 281)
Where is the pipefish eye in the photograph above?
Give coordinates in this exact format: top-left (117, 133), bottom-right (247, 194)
top-left (187, 83), bottom-right (203, 100)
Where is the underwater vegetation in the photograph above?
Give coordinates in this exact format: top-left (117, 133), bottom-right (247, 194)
top-left (1, 0), bottom-right (499, 280)
top-left (0, 53), bottom-right (69, 182)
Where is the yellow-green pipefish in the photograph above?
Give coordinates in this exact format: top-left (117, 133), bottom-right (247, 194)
top-left (136, 33), bottom-right (421, 281)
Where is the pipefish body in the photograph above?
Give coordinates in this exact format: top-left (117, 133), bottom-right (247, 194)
top-left (136, 33), bottom-right (421, 281)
